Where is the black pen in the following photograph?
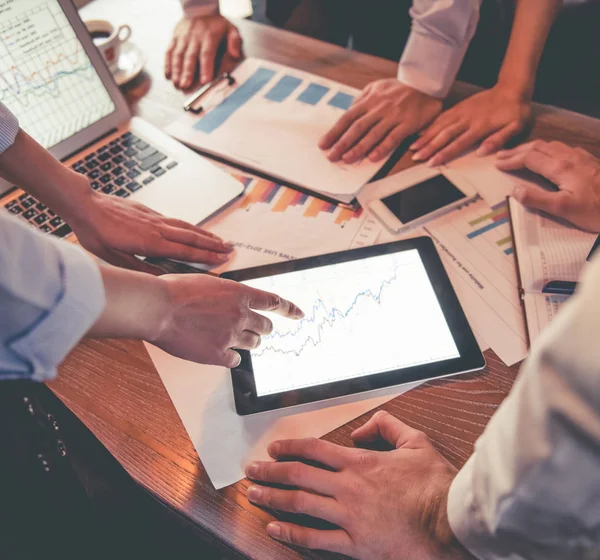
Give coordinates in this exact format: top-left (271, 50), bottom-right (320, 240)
top-left (587, 234), bottom-right (600, 261)
top-left (542, 280), bottom-right (578, 296)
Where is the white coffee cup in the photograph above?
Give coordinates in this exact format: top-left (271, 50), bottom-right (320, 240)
top-left (85, 19), bottom-right (131, 72)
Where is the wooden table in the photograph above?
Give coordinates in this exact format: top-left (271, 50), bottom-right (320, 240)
top-left (49, 1), bottom-right (600, 558)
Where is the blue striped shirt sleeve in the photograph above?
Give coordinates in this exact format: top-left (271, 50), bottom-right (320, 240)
top-left (0, 211), bottom-right (105, 381)
top-left (0, 103), bottom-right (19, 153)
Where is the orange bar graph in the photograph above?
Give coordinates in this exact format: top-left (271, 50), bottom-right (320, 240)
top-left (272, 187), bottom-right (297, 212)
top-left (335, 206), bottom-right (363, 225)
top-left (240, 179), bottom-right (271, 209)
top-left (304, 198), bottom-right (330, 217)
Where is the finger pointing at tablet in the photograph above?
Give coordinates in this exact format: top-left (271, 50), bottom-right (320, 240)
top-left (144, 275), bottom-right (303, 369)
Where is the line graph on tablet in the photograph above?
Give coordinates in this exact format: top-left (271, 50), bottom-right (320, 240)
top-left (244, 250), bottom-right (460, 397)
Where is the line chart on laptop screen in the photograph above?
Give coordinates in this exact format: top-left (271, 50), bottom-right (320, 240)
top-left (0, 0), bottom-right (115, 148)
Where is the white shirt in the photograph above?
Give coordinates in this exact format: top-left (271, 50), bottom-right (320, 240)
top-left (180, 0), bottom-right (482, 98)
top-left (448, 255), bottom-right (600, 559)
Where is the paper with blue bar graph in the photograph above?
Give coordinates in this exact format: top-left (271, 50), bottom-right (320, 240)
top-left (165, 58), bottom-right (387, 204)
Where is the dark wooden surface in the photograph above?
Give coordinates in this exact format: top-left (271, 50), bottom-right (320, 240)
top-left (49, 1), bottom-right (600, 558)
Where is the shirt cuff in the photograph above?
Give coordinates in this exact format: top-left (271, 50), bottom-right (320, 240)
top-left (182, 0), bottom-right (220, 18)
top-left (397, 30), bottom-right (467, 99)
top-left (8, 242), bottom-right (105, 382)
top-left (0, 103), bottom-right (19, 154)
top-left (448, 457), bottom-right (507, 560)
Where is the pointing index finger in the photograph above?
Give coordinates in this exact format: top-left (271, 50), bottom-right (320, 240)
top-left (247, 288), bottom-right (304, 319)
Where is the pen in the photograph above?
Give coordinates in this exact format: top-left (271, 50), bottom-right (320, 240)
top-left (587, 234), bottom-right (600, 261)
top-left (183, 72), bottom-right (235, 113)
top-left (542, 280), bottom-right (578, 296)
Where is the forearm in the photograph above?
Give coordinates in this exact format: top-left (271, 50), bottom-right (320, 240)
top-left (89, 264), bottom-right (168, 341)
top-left (496, 0), bottom-right (562, 99)
top-left (0, 129), bottom-right (91, 221)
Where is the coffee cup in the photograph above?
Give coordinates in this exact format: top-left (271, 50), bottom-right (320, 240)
top-left (85, 19), bottom-right (131, 72)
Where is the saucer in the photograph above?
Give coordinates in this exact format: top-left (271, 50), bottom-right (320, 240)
top-left (112, 41), bottom-right (146, 86)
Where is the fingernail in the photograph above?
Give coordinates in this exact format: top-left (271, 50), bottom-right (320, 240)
top-left (476, 146), bottom-right (488, 157)
top-left (246, 463), bottom-right (259, 477)
top-left (412, 151), bottom-right (425, 161)
top-left (223, 242), bottom-right (235, 251)
top-left (269, 441), bottom-right (281, 456)
top-left (428, 157), bottom-right (441, 167)
top-left (369, 151), bottom-right (380, 162)
top-left (218, 254), bottom-right (229, 262)
top-left (513, 185), bottom-right (525, 200)
top-left (247, 485), bottom-right (263, 502)
top-left (267, 523), bottom-right (281, 538)
top-left (409, 142), bottom-right (418, 150)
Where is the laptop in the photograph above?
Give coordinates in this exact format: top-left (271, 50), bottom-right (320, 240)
top-left (0, 0), bottom-right (243, 238)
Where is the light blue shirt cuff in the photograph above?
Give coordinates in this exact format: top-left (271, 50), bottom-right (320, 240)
top-left (8, 241), bottom-right (105, 382)
top-left (0, 102), bottom-right (19, 153)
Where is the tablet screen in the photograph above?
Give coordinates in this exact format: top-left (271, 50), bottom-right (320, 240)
top-left (242, 249), bottom-right (460, 397)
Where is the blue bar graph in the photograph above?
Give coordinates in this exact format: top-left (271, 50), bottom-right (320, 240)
top-left (298, 83), bottom-right (329, 105)
top-left (195, 67), bottom-right (277, 134)
top-left (265, 75), bottom-right (302, 102)
top-left (467, 217), bottom-right (510, 239)
top-left (328, 92), bottom-right (354, 110)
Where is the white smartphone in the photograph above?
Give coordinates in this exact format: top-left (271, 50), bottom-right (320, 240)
top-left (368, 169), bottom-right (477, 233)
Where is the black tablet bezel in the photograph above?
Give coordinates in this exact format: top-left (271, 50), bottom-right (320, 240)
top-left (222, 237), bottom-right (485, 415)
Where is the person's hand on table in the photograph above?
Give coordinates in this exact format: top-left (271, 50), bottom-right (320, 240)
top-left (244, 411), bottom-right (469, 559)
top-left (165, 15), bottom-right (243, 90)
top-left (67, 184), bottom-right (234, 274)
top-left (319, 79), bottom-right (442, 164)
top-left (496, 140), bottom-right (600, 232)
top-left (411, 85), bottom-right (532, 167)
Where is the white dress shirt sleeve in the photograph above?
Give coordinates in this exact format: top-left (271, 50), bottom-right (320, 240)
top-left (0, 211), bottom-right (105, 381)
top-left (447, 256), bottom-right (600, 559)
top-left (181, 0), bottom-right (220, 18)
top-left (398, 0), bottom-right (482, 98)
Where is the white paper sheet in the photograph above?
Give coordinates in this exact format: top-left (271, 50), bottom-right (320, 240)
top-left (146, 343), bottom-right (420, 489)
top-left (166, 58), bottom-right (387, 203)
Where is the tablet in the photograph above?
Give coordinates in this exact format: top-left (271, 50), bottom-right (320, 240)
top-left (223, 237), bottom-right (485, 415)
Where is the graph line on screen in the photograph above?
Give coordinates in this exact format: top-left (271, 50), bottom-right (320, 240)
top-left (0, 0), bottom-right (115, 148)
top-left (255, 265), bottom-right (405, 358)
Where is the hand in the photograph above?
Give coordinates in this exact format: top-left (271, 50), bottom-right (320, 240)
top-left (496, 140), bottom-right (600, 232)
top-left (412, 85), bottom-right (532, 166)
top-left (68, 188), bottom-right (234, 274)
top-left (165, 15), bottom-right (243, 90)
top-left (149, 274), bottom-right (304, 367)
top-left (245, 411), bottom-right (469, 559)
top-left (319, 80), bottom-right (442, 164)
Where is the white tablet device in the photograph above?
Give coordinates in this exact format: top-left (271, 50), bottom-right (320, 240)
top-left (368, 168), bottom-right (477, 233)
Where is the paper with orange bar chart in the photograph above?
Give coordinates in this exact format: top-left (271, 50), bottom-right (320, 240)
top-left (204, 176), bottom-right (382, 274)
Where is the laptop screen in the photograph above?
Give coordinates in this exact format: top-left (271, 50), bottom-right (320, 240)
top-left (0, 0), bottom-right (116, 149)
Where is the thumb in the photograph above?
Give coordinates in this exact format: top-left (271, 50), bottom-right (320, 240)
top-left (513, 184), bottom-right (572, 217)
top-left (351, 411), bottom-right (418, 449)
top-left (227, 27), bottom-right (243, 59)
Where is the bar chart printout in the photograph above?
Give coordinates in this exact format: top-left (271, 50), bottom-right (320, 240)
top-left (166, 58), bottom-right (385, 202)
top-left (243, 249), bottom-right (460, 397)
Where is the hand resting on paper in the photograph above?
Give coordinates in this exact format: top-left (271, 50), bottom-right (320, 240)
top-left (496, 141), bottom-right (600, 232)
top-left (91, 270), bottom-right (304, 368)
top-left (319, 80), bottom-right (442, 164)
top-left (245, 411), bottom-right (470, 559)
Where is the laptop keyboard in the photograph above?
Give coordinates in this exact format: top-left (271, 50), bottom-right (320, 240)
top-left (2, 132), bottom-right (179, 239)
